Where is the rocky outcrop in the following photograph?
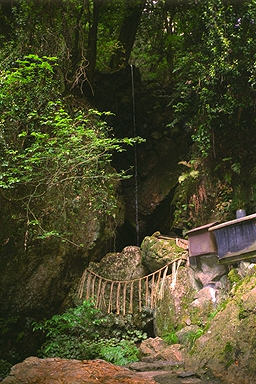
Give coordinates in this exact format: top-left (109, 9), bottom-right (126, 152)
top-left (2, 357), bottom-right (156, 384)
top-left (0, 199), bottom-right (123, 362)
top-left (154, 266), bottom-right (197, 335)
top-left (189, 254), bottom-right (229, 312)
top-left (190, 255), bottom-right (228, 289)
top-left (186, 273), bottom-right (256, 384)
top-left (88, 246), bottom-right (146, 281)
top-left (141, 233), bottom-right (186, 273)
top-left (139, 337), bottom-right (184, 363)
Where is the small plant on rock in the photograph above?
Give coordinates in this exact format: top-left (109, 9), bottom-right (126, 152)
top-left (163, 330), bottom-right (179, 345)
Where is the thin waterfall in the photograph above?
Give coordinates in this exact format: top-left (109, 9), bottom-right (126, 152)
top-left (130, 64), bottom-right (140, 245)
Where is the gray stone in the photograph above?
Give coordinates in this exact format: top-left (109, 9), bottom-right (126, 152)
top-left (238, 261), bottom-right (256, 278)
top-left (191, 255), bottom-right (227, 287)
top-left (139, 338), bottom-right (184, 363)
top-left (128, 361), bottom-right (181, 372)
top-left (192, 286), bottom-right (218, 307)
top-left (2, 357), bottom-right (155, 384)
top-left (177, 371), bottom-right (197, 378)
top-left (88, 246), bottom-right (146, 281)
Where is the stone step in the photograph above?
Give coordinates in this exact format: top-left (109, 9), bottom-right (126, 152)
top-left (136, 370), bottom-right (202, 384)
top-left (127, 363), bottom-right (223, 384)
top-left (127, 360), bottom-right (183, 372)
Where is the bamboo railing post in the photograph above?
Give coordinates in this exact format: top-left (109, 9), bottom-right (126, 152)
top-left (155, 270), bottom-right (162, 304)
top-left (150, 272), bottom-right (155, 309)
top-left (158, 265), bottom-right (168, 300)
top-left (86, 272), bottom-right (92, 300)
top-left (78, 269), bottom-right (87, 299)
top-left (145, 276), bottom-right (149, 307)
top-left (116, 282), bottom-right (121, 315)
top-left (123, 283), bottom-right (127, 316)
top-left (129, 281), bottom-right (134, 313)
top-left (91, 274), bottom-right (96, 301)
top-left (138, 279), bottom-right (142, 312)
top-left (108, 282), bottom-right (114, 313)
top-left (95, 278), bottom-right (102, 308)
top-left (99, 281), bottom-right (107, 310)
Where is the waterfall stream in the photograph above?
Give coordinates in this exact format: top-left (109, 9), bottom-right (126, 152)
top-left (130, 64), bottom-right (140, 245)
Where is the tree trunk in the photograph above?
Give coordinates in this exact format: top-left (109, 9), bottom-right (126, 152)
top-left (87, 0), bottom-right (101, 83)
top-left (110, 0), bottom-right (146, 70)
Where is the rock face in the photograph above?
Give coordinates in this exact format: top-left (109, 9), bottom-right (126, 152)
top-left (2, 357), bottom-right (156, 384)
top-left (189, 254), bottom-right (229, 311)
top-left (176, 325), bottom-right (201, 346)
top-left (190, 255), bottom-right (228, 289)
top-left (186, 273), bottom-right (256, 384)
top-left (88, 246), bottom-right (146, 280)
top-left (83, 246), bottom-right (151, 321)
top-left (141, 233), bottom-right (186, 273)
top-left (139, 337), bottom-right (184, 363)
top-left (154, 266), bottom-right (197, 335)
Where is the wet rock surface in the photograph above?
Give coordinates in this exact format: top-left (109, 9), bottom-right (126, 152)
top-left (1, 357), bottom-right (156, 384)
top-left (1, 356), bottom-right (224, 384)
top-left (191, 255), bottom-right (227, 288)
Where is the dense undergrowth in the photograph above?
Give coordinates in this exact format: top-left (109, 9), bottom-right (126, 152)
top-left (33, 300), bottom-right (147, 366)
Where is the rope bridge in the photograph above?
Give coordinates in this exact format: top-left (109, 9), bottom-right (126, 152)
top-left (77, 256), bottom-right (187, 315)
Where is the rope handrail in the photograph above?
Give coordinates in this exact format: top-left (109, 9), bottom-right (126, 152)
top-left (77, 253), bottom-right (187, 315)
top-left (85, 255), bottom-right (187, 284)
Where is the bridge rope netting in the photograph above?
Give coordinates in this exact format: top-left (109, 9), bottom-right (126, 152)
top-left (77, 254), bottom-right (187, 315)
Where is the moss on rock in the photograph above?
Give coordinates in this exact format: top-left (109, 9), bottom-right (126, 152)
top-left (186, 273), bottom-right (256, 384)
top-left (154, 267), bottom-right (197, 336)
top-left (141, 233), bottom-right (185, 273)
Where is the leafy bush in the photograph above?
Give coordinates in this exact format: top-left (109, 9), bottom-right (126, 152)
top-left (0, 55), bottom-right (140, 247)
top-left (33, 300), bottom-right (146, 365)
top-left (0, 359), bottom-right (12, 379)
top-left (96, 339), bottom-right (139, 366)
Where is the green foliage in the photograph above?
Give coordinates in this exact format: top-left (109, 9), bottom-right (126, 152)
top-left (1, 0), bottom-right (256, 233)
top-left (165, 0), bottom-right (256, 225)
top-left (183, 328), bottom-right (204, 349)
top-left (0, 55), bottom-right (138, 247)
top-left (33, 300), bottom-right (145, 365)
top-left (0, 359), bottom-right (12, 379)
top-left (163, 330), bottom-right (179, 345)
top-left (228, 269), bottom-right (241, 285)
top-left (96, 339), bottom-right (139, 366)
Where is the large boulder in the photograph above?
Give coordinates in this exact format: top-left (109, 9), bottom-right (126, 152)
top-left (154, 266), bottom-right (197, 336)
top-left (186, 273), bottom-right (256, 384)
top-left (88, 246), bottom-right (146, 281)
top-left (141, 233), bottom-right (186, 273)
top-left (81, 246), bottom-right (149, 318)
top-left (139, 337), bottom-right (184, 363)
top-left (2, 357), bottom-right (156, 384)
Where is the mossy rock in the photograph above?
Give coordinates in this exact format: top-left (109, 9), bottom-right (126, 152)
top-left (154, 267), bottom-right (197, 336)
top-left (88, 246), bottom-right (146, 281)
top-left (187, 273), bottom-right (256, 384)
top-left (141, 232), bottom-right (185, 273)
